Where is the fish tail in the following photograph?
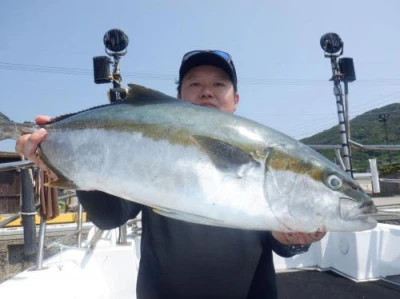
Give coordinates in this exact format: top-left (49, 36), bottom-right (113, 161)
top-left (0, 112), bottom-right (34, 141)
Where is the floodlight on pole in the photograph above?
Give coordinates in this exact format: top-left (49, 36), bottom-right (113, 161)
top-left (320, 32), bottom-right (343, 56)
top-left (104, 29), bottom-right (129, 54)
top-left (93, 29), bottom-right (130, 102)
top-left (320, 32), bottom-right (355, 176)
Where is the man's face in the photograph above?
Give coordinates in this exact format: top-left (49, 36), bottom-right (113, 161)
top-left (178, 65), bottom-right (239, 113)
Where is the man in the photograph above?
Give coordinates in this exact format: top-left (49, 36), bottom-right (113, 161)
top-left (16, 50), bottom-right (325, 298)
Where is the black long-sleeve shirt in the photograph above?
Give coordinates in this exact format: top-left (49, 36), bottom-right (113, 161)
top-left (77, 190), bottom-right (308, 299)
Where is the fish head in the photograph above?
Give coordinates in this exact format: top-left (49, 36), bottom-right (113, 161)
top-left (319, 166), bottom-right (377, 231)
top-left (264, 149), bottom-right (377, 232)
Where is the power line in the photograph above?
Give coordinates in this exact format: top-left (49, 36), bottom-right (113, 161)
top-left (1, 62), bottom-right (400, 87)
top-left (0, 62), bottom-right (175, 80)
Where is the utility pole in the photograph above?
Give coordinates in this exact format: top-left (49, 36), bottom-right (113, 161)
top-left (378, 113), bottom-right (392, 165)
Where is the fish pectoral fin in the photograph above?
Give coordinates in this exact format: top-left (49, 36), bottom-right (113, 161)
top-left (45, 178), bottom-right (78, 190)
top-left (152, 207), bottom-right (225, 226)
top-left (250, 147), bottom-right (274, 165)
top-left (191, 135), bottom-right (259, 172)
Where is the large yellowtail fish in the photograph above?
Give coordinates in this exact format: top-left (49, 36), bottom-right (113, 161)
top-left (0, 84), bottom-right (379, 232)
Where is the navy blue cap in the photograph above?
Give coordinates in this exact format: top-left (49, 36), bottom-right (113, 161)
top-left (178, 50), bottom-right (238, 91)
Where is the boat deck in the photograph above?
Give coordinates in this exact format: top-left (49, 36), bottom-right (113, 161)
top-left (277, 270), bottom-right (400, 299)
top-left (1, 224), bottom-right (400, 299)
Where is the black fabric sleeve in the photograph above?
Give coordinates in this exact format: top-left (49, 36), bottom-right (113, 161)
top-left (77, 190), bottom-right (142, 230)
top-left (265, 232), bottom-right (310, 258)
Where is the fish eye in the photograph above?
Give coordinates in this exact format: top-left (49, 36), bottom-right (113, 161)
top-left (327, 174), bottom-right (342, 190)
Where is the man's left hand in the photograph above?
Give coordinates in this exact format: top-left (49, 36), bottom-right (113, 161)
top-left (272, 231), bottom-right (326, 246)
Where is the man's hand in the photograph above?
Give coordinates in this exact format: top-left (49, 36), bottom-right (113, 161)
top-left (272, 230), bottom-right (326, 246)
top-left (15, 115), bottom-right (57, 178)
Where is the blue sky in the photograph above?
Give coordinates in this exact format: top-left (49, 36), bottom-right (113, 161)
top-left (1, 0), bottom-right (399, 152)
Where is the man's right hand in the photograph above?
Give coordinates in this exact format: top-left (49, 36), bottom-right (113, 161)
top-left (15, 115), bottom-right (56, 177)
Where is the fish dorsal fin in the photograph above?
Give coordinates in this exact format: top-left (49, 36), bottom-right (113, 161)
top-left (126, 83), bottom-right (177, 103)
top-left (47, 84), bottom-right (177, 124)
top-left (192, 135), bottom-right (260, 172)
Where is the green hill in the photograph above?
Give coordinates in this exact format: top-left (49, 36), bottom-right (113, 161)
top-left (301, 103), bottom-right (400, 172)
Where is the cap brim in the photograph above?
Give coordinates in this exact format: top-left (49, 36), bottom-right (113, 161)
top-left (179, 52), bottom-right (235, 84)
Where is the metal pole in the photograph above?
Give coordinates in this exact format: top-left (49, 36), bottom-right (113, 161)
top-left (118, 223), bottom-right (128, 244)
top-left (344, 82), bottom-right (350, 140)
top-left (77, 203), bottom-right (83, 247)
top-left (35, 170), bottom-right (46, 270)
top-left (343, 81), bottom-right (353, 172)
top-left (330, 57), bottom-right (353, 176)
top-left (334, 149), bottom-right (346, 171)
top-left (36, 216), bottom-right (47, 270)
top-left (20, 168), bottom-right (37, 257)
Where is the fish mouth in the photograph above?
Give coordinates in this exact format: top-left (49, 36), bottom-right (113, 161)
top-left (339, 197), bottom-right (377, 222)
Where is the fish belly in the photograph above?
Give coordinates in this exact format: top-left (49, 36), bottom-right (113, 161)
top-left (40, 128), bottom-right (282, 231)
